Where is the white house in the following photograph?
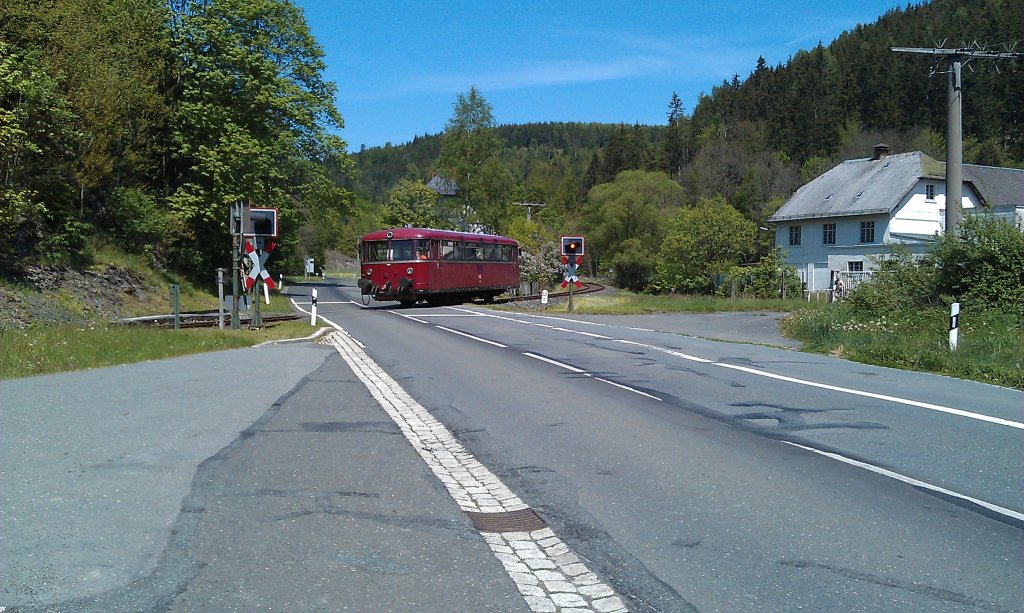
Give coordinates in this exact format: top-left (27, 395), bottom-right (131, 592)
top-left (768, 144), bottom-right (1024, 292)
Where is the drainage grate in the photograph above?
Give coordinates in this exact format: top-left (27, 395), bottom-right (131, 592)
top-left (465, 508), bottom-right (547, 533)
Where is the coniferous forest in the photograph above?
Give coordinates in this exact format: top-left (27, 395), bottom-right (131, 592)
top-left (1, 0), bottom-right (1021, 291)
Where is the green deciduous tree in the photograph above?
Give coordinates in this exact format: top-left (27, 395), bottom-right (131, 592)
top-left (655, 195), bottom-right (756, 293)
top-left (378, 179), bottom-right (447, 229)
top-left (0, 39), bottom-right (77, 266)
top-left (437, 86), bottom-right (513, 233)
top-left (586, 170), bottom-right (683, 290)
top-left (168, 0), bottom-right (352, 272)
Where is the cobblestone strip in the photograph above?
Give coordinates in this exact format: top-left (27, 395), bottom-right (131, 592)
top-left (322, 330), bottom-right (627, 612)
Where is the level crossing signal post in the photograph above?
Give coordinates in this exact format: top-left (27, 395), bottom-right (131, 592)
top-left (230, 201), bottom-right (279, 329)
top-left (560, 236), bottom-right (585, 312)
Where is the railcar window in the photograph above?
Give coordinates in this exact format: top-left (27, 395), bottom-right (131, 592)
top-left (365, 241), bottom-right (388, 262)
top-left (392, 240), bottom-right (415, 260)
top-left (457, 243), bottom-right (480, 260)
top-left (442, 241), bottom-right (455, 260)
top-left (415, 240), bottom-right (431, 260)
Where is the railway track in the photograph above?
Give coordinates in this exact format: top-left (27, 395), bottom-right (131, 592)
top-left (119, 312), bottom-right (301, 329)
top-left (493, 282), bottom-right (604, 304)
top-left (119, 282), bottom-right (604, 327)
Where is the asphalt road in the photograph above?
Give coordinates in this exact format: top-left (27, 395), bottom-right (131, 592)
top-left (294, 280), bottom-right (1023, 612)
top-left (3, 279), bottom-right (1021, 612)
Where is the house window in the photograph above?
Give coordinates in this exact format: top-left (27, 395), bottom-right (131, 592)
top-left (925, 184), bottom-right (935, 201)
top-left (848, 261), bottom-right (864, 272)
top-left (789, 225), bottom-right (802, 246)
top-left (860, 221), bottom-right (875, 243)
top-left (823, 223), bottom-right (836, 245)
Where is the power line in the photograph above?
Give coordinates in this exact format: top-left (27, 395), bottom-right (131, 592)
top-left (891, 45), bottom-right (1023, 236)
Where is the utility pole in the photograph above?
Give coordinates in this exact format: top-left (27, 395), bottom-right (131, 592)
top-left (891, 45), bottom-right (1023, 236)
top-left (230, 201), bottom-right (241, 330)
top-left (512, 202), bottom-right (545, 222)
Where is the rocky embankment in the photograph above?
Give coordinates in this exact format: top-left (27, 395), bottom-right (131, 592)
top-left (0, 265), bottom-right (154, 331)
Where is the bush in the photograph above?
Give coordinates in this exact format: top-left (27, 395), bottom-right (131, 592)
top-left (931, 215), bottom-right (1024, 318)
top-left (39, 220), bottom-right (94, 267)
top-left (845, 246), bottom-right (938, 317)
top-left (105, 187), bottom-right (170, 259)
top-left (722, 247), bottom-right (802, 299)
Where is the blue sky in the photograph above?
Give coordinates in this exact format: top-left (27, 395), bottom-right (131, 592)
top-left (292, 1), bottom-right (909, 151)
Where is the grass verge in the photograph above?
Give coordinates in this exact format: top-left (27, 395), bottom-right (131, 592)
top-left (781, 306), bottom-right (1024, 390)
top-left (0, 318), bottom-right (324, 380)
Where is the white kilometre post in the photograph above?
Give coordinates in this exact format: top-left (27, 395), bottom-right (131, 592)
top-left (310, 288), bottom-right (318, 326)
top-left (949, 302), bottom-right (960, 351)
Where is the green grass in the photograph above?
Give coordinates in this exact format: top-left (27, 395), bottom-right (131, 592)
top-left (782, 306), bottom-right (1024, 390)
top-left (0, 318), bottom-right (325, 380)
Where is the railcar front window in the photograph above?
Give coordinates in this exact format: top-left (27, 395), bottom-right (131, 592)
top-left (391, 240), bottom-right (415, 261)
top-left (365, 241), bottom-right (388, 262)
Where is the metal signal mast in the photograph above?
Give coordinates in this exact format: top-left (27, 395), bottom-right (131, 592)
top-left (891, 45), bottom-right (1023, 235)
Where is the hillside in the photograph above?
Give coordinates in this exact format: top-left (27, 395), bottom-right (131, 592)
top-left (351, 0), bottom-right (1023, 211)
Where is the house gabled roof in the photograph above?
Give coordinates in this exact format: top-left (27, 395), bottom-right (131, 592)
top-left (769, 151), bottom-right (943, 222)
top-left (963, 164), bottom-right (1024, 208)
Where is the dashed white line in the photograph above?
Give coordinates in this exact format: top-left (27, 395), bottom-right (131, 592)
top-left (593, 377), bottom-right (662, 401)
top-left (523, 352), bottom-right (587, 373)
top-left (523, 353), bottom-right (661, 400)
top-left (436, 326), bottom-right (508, 348)
top-left (784, 442), bottom-right (1024, 523)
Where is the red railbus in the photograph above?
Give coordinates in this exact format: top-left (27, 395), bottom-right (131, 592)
top-left (357, 228), bottom-right (520, 306)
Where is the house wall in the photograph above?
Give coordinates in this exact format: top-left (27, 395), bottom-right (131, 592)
top-left (775, 213), bottom-right (891, 291)
top-left (889, 180), bottom-right (978, 239)
top-left (775, 180), bottom-right (983, 291)
top-left (991, 205), bottom-right (1024, 229)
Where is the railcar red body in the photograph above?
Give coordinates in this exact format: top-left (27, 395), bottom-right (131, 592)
top-left (357, 228), bottom-right (520, 306)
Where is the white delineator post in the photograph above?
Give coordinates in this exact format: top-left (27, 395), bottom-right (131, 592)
top-left (310, 288), bottom-right (318, 326)
top-left (949, 302), bottom-right (960, 351)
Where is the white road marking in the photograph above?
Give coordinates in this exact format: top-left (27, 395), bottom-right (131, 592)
top-left (523, 353), bottom-right (587, 373)
top-left (320, 328), bottom-right (628, 612)
top-left (784, 442), bottom-right (1024, 523)
top-left (290, 300), bottom-right (354, 305)
top-left (593, 377), bottom-right (662, 401)
top-left (715, 362), bottom-right (1024, 430)
top-left (407, 313), bottom-right (485, 317)
top-left (387, 310), bottom-right (429, 324)
top-left (320, 297), bottom-right (1021, 430)
top-left (615, 339), bottom-right (714, 364)
top-left (523, 353), bottom-right (661, 400)
top-left (436, 326), bottom-right (508, 348)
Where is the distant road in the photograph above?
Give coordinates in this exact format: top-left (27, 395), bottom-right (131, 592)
top-left (292, 280), bottom-right (1023, 612)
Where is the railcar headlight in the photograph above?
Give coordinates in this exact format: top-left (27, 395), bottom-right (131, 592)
top-left (406, 267), bottom-right (414, 275)
top-left (366, 268), bottom-right (372, 276)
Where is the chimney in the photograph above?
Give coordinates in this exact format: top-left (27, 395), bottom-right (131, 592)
top-left (872, 143), bottom-right (892, 160)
